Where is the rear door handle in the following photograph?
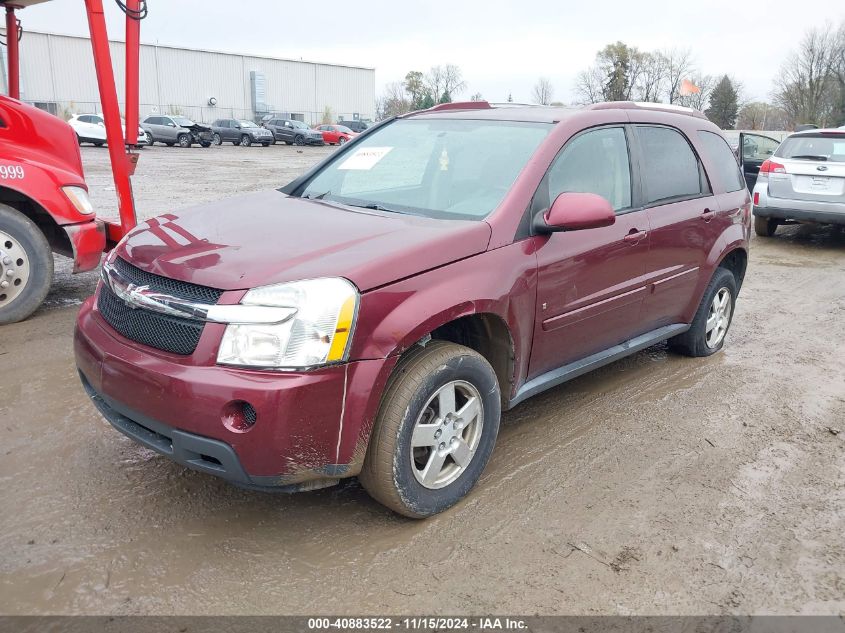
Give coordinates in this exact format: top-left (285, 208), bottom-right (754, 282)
top-left (702, 208), bottom-right (717, 222)
top-left (623, 229), bottom-right (647, 244)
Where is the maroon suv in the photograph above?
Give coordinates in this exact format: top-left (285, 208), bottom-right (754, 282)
top-left (75, 101), bottom-right (751, 517)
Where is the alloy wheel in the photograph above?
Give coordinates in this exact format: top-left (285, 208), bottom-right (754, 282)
top-left (410, 380), bottom-right (484, 489)
top-left (705, 287), bottom-right (732, 348)
top-left (0, 231), bottom-right (31, 307)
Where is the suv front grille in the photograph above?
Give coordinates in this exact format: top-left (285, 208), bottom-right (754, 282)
top-left (97, 258), bottom-right (224, 355)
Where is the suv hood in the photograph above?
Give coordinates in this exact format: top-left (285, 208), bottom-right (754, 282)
top-left (116, 190), bottom-right (492, 292)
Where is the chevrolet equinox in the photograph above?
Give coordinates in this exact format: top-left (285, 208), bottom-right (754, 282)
top-left (75, 101), bottom-right (751, 517)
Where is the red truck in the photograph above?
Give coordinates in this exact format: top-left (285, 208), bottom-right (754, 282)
top-left (0, 96), bottom-right (106, 323)
top-left (75, 101), bottom-right (751, 518)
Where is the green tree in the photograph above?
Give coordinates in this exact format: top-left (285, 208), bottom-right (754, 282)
top-left (705, 75), bottom-right (739, 129)
top-left (403, 71), bottom-right (428, 110)
top-left (439, 90), bottom-right (452, 104)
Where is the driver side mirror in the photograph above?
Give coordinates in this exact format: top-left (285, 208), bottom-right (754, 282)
top-left (533, 192), bottom-right (615, 234)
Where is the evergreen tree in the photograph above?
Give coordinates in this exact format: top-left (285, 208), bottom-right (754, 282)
top-left (705, 75), bottom-right (739, 129)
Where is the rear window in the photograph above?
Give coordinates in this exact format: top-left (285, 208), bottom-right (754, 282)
top-left (776, 133), bottom-right (845, 163)
top-left (637, 126), bottom-right (708, 204)
top-left (697, 131), bottom-right (744, 193)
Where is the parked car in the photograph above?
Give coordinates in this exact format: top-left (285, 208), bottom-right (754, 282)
top-left (68, 113), bottom-right (150, 147)
top-left (315, 124), bottom-right (358, 145)
top-left (338, 120), bottom-right (372, 134)
top-left (211, 119), bottom-right (274, 147)
top-left (75, 101), bottom-right (751, 518)
top-left (750, 128), bottom-right (845, 236)
top-left (263, 118), bottom-right (324, 146)
top-left (140, 115), bottom-right (213, 148)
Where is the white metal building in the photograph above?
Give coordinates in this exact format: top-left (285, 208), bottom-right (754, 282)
top-left (0, 28), bottom-right (375, 124)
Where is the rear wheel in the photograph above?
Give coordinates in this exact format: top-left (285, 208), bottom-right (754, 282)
top-left (0, 203), bottom-right (53, 325)
top-left (177, 134), bottom-right (191, 148)
top-left (754, 216), bottom-right (778, 237)
top-left (668, 267), bottom-right (737, 357)
top-left (359, 341), bottom-right (501, 518)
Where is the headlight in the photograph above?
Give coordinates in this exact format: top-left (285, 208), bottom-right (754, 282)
top-left (61, 186), bottom-right (94, 215)
top-left (217, 277), bottom-right (358, 369)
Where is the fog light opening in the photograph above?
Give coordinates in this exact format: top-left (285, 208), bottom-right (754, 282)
top-left (222, 400), bottom-right (257, 433)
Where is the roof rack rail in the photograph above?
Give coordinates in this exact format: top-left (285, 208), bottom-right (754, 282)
top-left (587, 101), bottom-right (708, 120)
top-left (425, 101), bottom-right (493, 112)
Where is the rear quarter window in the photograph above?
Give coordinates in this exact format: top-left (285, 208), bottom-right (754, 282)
top-left (637, 126), bottom-right (708, 204)
top-left (697, 130), bottom-right (745, 193)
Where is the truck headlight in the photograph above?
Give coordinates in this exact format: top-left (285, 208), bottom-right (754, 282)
top-left (61, 186), bottom-right (94, 215)
top-left (217, 277), bottom-right (358, 369)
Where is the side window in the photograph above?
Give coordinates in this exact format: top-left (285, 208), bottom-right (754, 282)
top-left (79, 115), bottom-right (94, 123)
top-left (697, 130), bottom-right (744, 193)
top-left (546, 126), bottom-right (632, 212)
top-left (637, 126), bottom-right (706, 204)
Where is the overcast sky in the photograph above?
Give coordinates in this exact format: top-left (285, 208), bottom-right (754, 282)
top-left (14, 0), bottom-right (845, 104)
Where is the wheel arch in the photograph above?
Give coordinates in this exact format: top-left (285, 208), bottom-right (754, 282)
top-left (0, 186), bottom-right (72, 258)
top-left (716, 247), bottom-right (748, 290)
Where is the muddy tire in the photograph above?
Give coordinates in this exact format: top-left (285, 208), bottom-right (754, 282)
top-left (359, 341), bottom-right (501, 518)
top-left (754, 216), bottom-right (778, 237)
top-left (0, 203), bottom-right (53, 325)
top-left (668, 267), bottom-right (737, 357)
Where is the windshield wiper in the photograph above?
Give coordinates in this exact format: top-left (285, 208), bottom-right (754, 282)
top-left (305, 191), bottom-right (331, 200)
top-left (790, 155), bottom-right (828, 161)
top-left (345, 202), bottom-right (408, 215)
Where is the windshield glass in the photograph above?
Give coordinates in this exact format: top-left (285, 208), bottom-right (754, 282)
top-left (239, 120), bottom-right (258, 128)
top-left (336, 125), bottom-right (354, 134)
top-left (172, 117), bottom-right (195, 127)
top-left (299, 119), bottom-right (552, 220)
top-left (776, 133), bottom-right (845, 163)
top-left (291, 120), bottom-right (309, 129)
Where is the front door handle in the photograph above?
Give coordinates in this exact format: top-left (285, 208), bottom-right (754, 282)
top-left (702, 208), bottom-right (717, 222)
top-left (623, 229), bottom-right (647, 244)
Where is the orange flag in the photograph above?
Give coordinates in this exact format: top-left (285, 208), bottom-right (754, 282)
top-left (679, 79), bottom-right (701, 96)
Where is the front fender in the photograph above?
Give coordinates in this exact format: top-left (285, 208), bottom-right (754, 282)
top-left (350, 240), bottom-right (539, 399)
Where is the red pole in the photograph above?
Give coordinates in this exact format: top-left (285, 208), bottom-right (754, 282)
top-left (124, 0), bottom-right (139, 146)
top-left (5, 7), bottom-right (20, 99)
top-left (84, 0), bottom-right (137, 238)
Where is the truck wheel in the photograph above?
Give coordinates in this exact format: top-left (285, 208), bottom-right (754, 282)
top-left (668, 267), bottom-right (737, 358)
top-left (0, 203), bottom-right (53, 325)
top-left (240, 135), bottom-right (251, 147)
top-left (754, 216), bottom-right (778, 237)
top-left (177, 134), bottom-right (191, 148)
top-left (212, 133), bottom-right (222, 145)
top-left (359, 341), bottom-right (501, 518)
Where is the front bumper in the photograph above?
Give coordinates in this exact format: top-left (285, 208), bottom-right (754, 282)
top-left (74, 296), bottom-right (395, 488)
top-left (63, 219), bottom-right (106, 273)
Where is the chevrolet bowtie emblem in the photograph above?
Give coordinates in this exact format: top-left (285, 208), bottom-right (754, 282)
top-left (113, 282), bottom-right (150, 309)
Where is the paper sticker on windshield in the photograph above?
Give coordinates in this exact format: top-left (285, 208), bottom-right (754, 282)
top-left (338, 147), bottom-right (392, 170)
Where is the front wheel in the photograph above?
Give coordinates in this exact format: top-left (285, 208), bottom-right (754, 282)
top-left (0, 203), bottom-right (53, 325)
top-left (668, 267), bottom-right (737, 357)
top-left (359, 341), bottom-right (501, 518)
top-left (754, 216), bottom-right (778, 237)
top-left (240, 135), bottom-right (252, 147)
top-left (212, 133), bottom-right (222, 145)
top-left (294, 135), bottom-right (305, 146)
top-left (338, 136), bottom-right (348, 145)
top-left (144, 132), bottom-right (153, 146)
top-left (200, 141), bottom-right (212, 148)
top-left (177, 134), bottom-right (191, 148)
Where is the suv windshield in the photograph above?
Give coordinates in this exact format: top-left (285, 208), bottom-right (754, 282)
top-left (776, 133), bottom-right (845, 163)
top-left (171, 117), bottom-right (195, 127)
top-left (300, 118), bottom-right (551, 220)
top-left (239, 120), bottom-right (258, 128)
top-left (291, 120), bottom-right (309, 129)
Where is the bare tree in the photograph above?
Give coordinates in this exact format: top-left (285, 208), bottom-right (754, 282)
top-left (376, 81), bottom-right (411, 120)
top-left (425, 65), bottom-right (466, 102)
top-left (773, 23), bottom-right (841, 127)
top-left (442, 64), bottom-right (467, 97)
top-left (663, 48), bottom-right (696, 103)
top-left (531, 77), bottom-right (555, 105)
top-left (469, 92), bottom-right (484, 101)
top-left (634, 52), bottom-right (667, 102)
top-left (574, 66), bottom-right (605, 104)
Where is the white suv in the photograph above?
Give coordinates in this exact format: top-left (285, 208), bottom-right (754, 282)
top-left (751, 129), bottom-right (845, 236)
top-left (67, 113), bottom-right (149, 147)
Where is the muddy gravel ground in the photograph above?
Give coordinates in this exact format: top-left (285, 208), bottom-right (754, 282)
top-left (1, 145), bottom-right (843, 616)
